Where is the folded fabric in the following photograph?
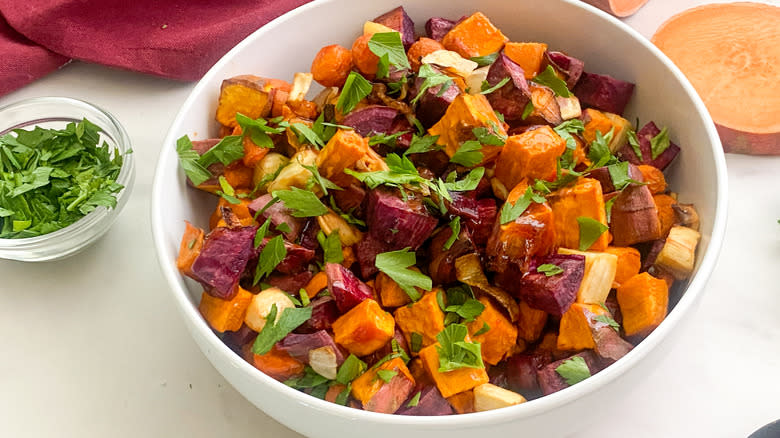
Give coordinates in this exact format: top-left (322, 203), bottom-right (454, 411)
top-left (0, 15), bottom-right (68, 97)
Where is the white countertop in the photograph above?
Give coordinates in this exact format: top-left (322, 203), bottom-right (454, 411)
top-left (1, 2), bottom-right (778, 437)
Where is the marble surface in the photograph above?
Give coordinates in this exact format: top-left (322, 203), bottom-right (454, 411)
top-left (1, 1), bottom-right (778, 437)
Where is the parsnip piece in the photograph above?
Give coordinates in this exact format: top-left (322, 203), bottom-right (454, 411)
top-left (289, 72), bottom-right (313, 102)
top-left (267, 149), bottom-right (318, 193)
top-left (654, 226), bottom-right (701, 279)
top-left (473, 383), bottom-right (526, 411)
top-left (317, 210), bottom-right (364, 246)
top-left (556, 95), bottom-right (582, 120)
top-left (363, 21), bottom-right (395, 36)
top-left (421, 50), bottom-right (479, 78)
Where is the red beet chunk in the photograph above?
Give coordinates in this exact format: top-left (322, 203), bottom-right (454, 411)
top-left (373, 6), bottom-right (415, 49)
top-left (610, 184), bottom-right (661, 246)
top-left (325, 263), bottom-right (374, 313)
top-left (546, 51), bottom-right (585, 89)
top-left (389, 117), bottom-right (414, 149)
top-left (573, 71), bottom-right (635, 116)
top-left (397, 386), bottom-right (454, 416)
top-left (296, 296), bottom-right (340, 333)
top-left (446, 192), bottom-right (479, 221)
top-left (355, 234), bottom-right (389, 278)
top-left (507, 352), bottom-right (552, 393)
top-left (363, 370), bottom-right (416, 414)
top-left (592, 325), bottom-right (633, 365)
top-left (537, 351), bottom-right (600, 396)
top-left (518, 254), bottom-right (585, 316)
top-left (266, 271), bottom-right (313, 294)
top-left (465, 198), bottom-right (497, 247)
top-left (191, 226), bottom-right (257, 299)
top-left (587, 163), bottom-right (643, 193)
top-left (408, 150), bottom-right (451, 176)
top-left (342, 105), bottom-right (399, 137)
top-left (222, 324), bottom-right (258, 353)
top-left (297, 218), bottom-right (321, 250)
top-left (331, 184), bottom-right (367, 220)
top-left (616, 121), bottom-right (681, 170)
top-left (414, 75), bottom-right (461, 128)
top-left (493, 260), bottom-right (525, 296)
top-left (277, 330), bottom-right (345, 365)
top-left (486, 53), bottom-right (531, 121)
top-left (248, 194), bottom-right (304, 241)
top-left (255, 238), bottom-right (316, 274)
top-left (366, 188), bottom-right (438, 250)
top-left (425, 17), bottom-right (456, 41)
top-left (428, 227), bottom-right (476, 286)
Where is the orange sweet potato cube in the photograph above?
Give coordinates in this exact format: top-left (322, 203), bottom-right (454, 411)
top-left (617, 272), bottom-right (669, 337)
top-left (466, 296), bottom-right (518, 365)
top-left (637, 164), bottom-right (667, 194)
top-left (351, 357), bottom-right (415, 405)
top-left (216, 75), bottom-right (291, 128)
top-left (303, 271), bottom-right (328, 299)
top-left (418, 343), bottom-right (489, 398)
top-left (376, 271), bottom-right (413, 308)
top-left (394, 290), bottom-right (445, 351)
top-left (548, 177), bottom-right (609, 251)
top-left (503, 42), bottom-right (548, 79)
top-left (581, 108), bottom-right (614, 145)
top-left (177, 221), bottom-right (204, 278)
top-left (494, 125), bottom-right (566, 189)
top-left (252, 344), bottom-right (305, 381)
top-left (428, 94), bottom-right (506, 165)
top-left (654, 193), bottom-right (677, 237)
top-left (333, 299), bottom-right (395, 356)
top-left (209, 196), bottom-right (255, 229)
top-left (315, 128), bottom-right (370, 186)
top-left (441, 12), bottom-right (508, 58)
top-left (604, 246), bottom-right (641, 288)
top-left (447, 390), bottom-right (475, 414)
top-left (198, 287), bottom-right (253, 333)
top-left (517, 300), bottom-right (548, 343)
top-left (557, 302), bottom-right (607, 351)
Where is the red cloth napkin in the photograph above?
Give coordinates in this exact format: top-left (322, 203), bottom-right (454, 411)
top-left (0, 0), bottom-right (312, 97)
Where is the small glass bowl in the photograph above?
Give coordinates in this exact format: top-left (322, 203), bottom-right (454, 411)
top-left (0, 97), bottom-right (135, 262)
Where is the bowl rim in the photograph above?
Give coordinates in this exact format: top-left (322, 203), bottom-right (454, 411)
top-left (0, 96), bottom-right (135, 247)
top-left (151, 0), bottom-right (728, 426)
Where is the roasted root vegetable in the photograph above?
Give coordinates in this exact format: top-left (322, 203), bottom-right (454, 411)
top-left (466, 296), bottom-right (518, 365)
top-left (191, 226), bottom-right (257, 299)
top-left (516, 300), bottom-right (548, 343)
top-left (558, 248), bottom-right (618, 305)
top-left (419, 342), bottom-right (489, 398)
top-left (573, 71), bottom-right (634, 116)
top-left (503, 42), bottom-right (547, 79)
top-left (351, 357), bottom-right (415, 413)
top-left (376, 271), bottom-right (413, 308)
top-left (653, 226), bottom-right (701, 279)
top-left (548, 178), bottom-right (609, 251)
top-left (332, 299), bottom-right (395, 356)
top-left (198, 287), bottom-right (253, 333)
top-left (557, 303), bottom-right (607, 350)
top-left (517, 254), bottom-right (585, 317)
top-left (244, 287), bottom-right (296, 332)
top-left (494, 126), bottom-right (565, 190)
top-left (316, 129), bottom-right (369, 185)
top-left (609, 183), bottom-right (661, 246)
top-left (617, 272), bottom-right (669, 337)
top-left (216, 75), bottom-right (289, 128)
top-left (326, 262), bottom-right (374, 313)
top-left (177, 221), bottom-right (205, 279)
top-left (252, 345), bottom-right (305, 381)
top-left (604, 246), bottom-right (641, 288)
top-left (441, 12), bottom-right (507, 58)
top-left (311, 44), bottom-right (353, 88)
top-left (473, 383), bottom-right (526, 411)
top-left (394, 291), bottom-right (446, 352)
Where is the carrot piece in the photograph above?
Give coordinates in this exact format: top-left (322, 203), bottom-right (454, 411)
top-left (466, 296), bottom-right (518, 365)
top-left (332, 299), bottom-right (395, 356)
top-left (418, 343), bottom-right (489, 398)
top-left (517, 300), bottom-right (548, 343)
top-left (311, 44), bottom-right (353, 88)
top-left (557, 303), bottom-right (607, 351)
top-left (637, 164), bottom-right (667, 194)
top-left (503, 42), bottom-right (548, 79)
top-left (223, 163), bottom-right (254, 191)
top-left (242, 135), bottom-right (270, 168)
top-left (351, 34), bottom-right (380, 77)
top-left (494, 125), bottom-right (566, 189)
top-left (394, 290), bottom-right (445, 351)
top-left (441, 12), bottom-right (508, 58)
top-left (208, 196), bottom-right (254, 230)
top-left (303, 271), bottom-right (328, 299)
top-left (270, 89), bottom-right (289, 118)
top-left (315, 129), bottom-right (370, 186)
top-left (617, 272), bottom-right (669, 337)
top-left (447, 390), bottom-right (475, 414)
top-left (177, 221), bottom-right (205, 278)
top-left (604, 246), bottom-right (641, 288)
top-left (428, 94), bottom-right (507, 165)
top-left (252, 345), bottom-right (305, 381)
top-left (376, 271), bottom-right (413, 308)
top-left (651, 3), bottom-right (780, 155)
top-left (198, 287), bottom-right (254, 333)
top-left (653, 193), bottom-right (677, 237)
top-left (351, 357), bottom-right (414, 404)
top-left (548, 177), bottom-right (609, 251)
top-left (406, 37), bottom-right (446, 72)
top-left (581, 0), bottom-right (649, 17)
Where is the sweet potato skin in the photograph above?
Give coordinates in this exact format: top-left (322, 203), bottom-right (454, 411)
top-left (394, 291), bottom-right (446, 351)
top-left (332, 299), bottom-right (395, 356)
top-left (252, 345), bottom-right (305, 382)
top-left (466, 296), bottom-right (518, 365)
top-left (617, 272), bottom-right (669, 337)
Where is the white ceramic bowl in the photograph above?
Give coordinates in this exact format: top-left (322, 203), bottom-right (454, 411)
top-left (151, 0), bottom-right (727, 436)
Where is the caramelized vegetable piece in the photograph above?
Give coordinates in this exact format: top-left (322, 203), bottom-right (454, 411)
top-left (446, 390), bottom-right (475, 414)
top-left (429, 93), bottom-right (507, 165)
top-left (653, 193), bottom-right (677, 237)
top-left (536, 351), bottom-right (600, 395)
top-left (558, 248), bottom-right (618, 305)
top-left (352, 357), bottom-right (415, 414)
top-left (413, 73), bottom-right (463, 128)
top-left (610, 183), bottom-right (661, 246)
top-left (473, 383), bottom-right (527, 411)
top-left (376, 271), bottom-right (413, 308)
top-left (252, 345), bottom-right (305, 381)
top-left (494, 126), bottom-right (566, 190)
top-left (303, 271), bottom-right (328, 299)
top-left (244, 287), bottom-right (296, 332)
top-left (277, 330), bottom-right (344, 367)
top-left (526, 83), bottom-right (563, 126)
top-left (546, 51), bottom-right (585, 89)
top-left (332, 299), bottom-right (395, 356)
top-left (503, 42), bottom-right (548, 79)
top-left (351, 34), bottom-right (380, 77)
top-left (342, 105), bottom-right (399, 137)
top-left (517, 300), bottom-right (548, 343)
top-left (426, 17), bottom-right (457, 42)
top-left (572, 71), bottom-right (634, 116)
top-left (372, 6), bottom-right (416, 49)
top-left (394, 291), bottom-right (446, 351)
top-left (316, 128), bottom-right (369, 186)
top-left (296, 296), bottom-right (340, 334)
top-left (325, 262), bottom-right (374, 313)
top-left (616, 121), bottom-right (681, 170)
top-left (441, 12), bottom-right (507, 58)
top-left (548, 177), bottom-right (609, 251)
top-left (198, 287), bottom-right (253, 333)
top-left (216, 75), bottom-right (286, 128)
top-left (177, 221), bottom-right (205, 278)
top-left (557, 303), bottom-right (607, 350)
top-left (397, 386), bottom-right (454, 416)
top-left (637, 164), bottom-right (667, 194)
top-left (407, 38), bottom-right (446, 72)
top-left (591, 322), bottom-right (633, 364)
top-left (654, 226), bottom-right (701, 279)
top-left (311, 44), bottom-right (353, 88)
top-left (366, 189), bottom-right (438, 250)
top-left (506, 352), bottom-right (551, 392)
top-left (484, 52), bottom-right (531, 121)
top-left (418, 343), bottom-right (489, 398)
top-left (604, 246), bottom-right (641, 288)
top-left (191, 226), bottom-right (257, 299)
top-left (517, 254), bottom-right (585, 316)
top-left (248, 194), bottom-right (303, 240)
top-left (617, 272), bottom-right (669, 337)
top-left (466, 296), bottom-right (518, 365)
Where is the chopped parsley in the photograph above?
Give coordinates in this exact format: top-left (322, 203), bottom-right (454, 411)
top-left (336, 354), bottom-right (367, 385)
top-left (443, 216), bottom-right (461, 251)
top-left (531, 65), bottom-right (572, 97)
top-left (251, 303), bottom-right (313, 355)
top-left (555, 356), bottom-right (591, 385)
top-left (376, 369), bottom-right (398, 383)
top-left (444, 167), bottom-right (485, 192)
top-left (450, 141), bottom-right (483, 167)
top-left (317, 229), bottom-right (343, 264)
top-left (406, 391), bottom-right (422, 407)
top-left (500, 186), bottom-right (546, 224)
top-left (336, 71), bottom-right (373, 115)
top-left (480, 77), bottom-right (510, 95)
top-left (537, 263), bottom-right (564, 276)
top-left (553, 119), bottom-right (585, 150)
top-left (470, 52), bottom-right (499, 67)
top-left (271, 187), bottom-right (328, 217)
top-left (436, 323), bottom-right (484, 373)
top-left (411, 64), bottom-right (453, 105)
top-left (404, 134), bottom-right (442, 155)
top-left (253, 235), bottom-right (287, 285)
top-left (473, 322), bottom-right (491, 336)
top-left (521, 101), bottom-right (535, 120)
top-left (368, 32), bottom-right (411, 71)
top-left (577, 216), bottom-right (609, 251)
top-left (375, 248), bottom-right (432, 301)
top-left (650, 126), bottom-right (670, 159)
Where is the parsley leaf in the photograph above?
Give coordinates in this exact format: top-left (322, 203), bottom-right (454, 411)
top-left (368, 32), bottom-right (411, 70)
top-left (473, 322), bottom-right (491, 336)
top-left (284, 366), bottom-right (330, 389)
top-left (369, 131), bottom-right (409, 148)
top-left (480, 77), bottom-right (510, 95)
top-left (500, 186), bottom-right (544, 224)
top-left (336, 354), bottom-right (367, 385)
top-left (254, 235), bottom-right (287, 284)
top-left (521, 101), bottom-right (535, 120)
top-left (376, 369), bottom-right (398, 383)
top-left (607, 161), bottom-right (644, 191)
top-left (328, 196), bottom-right (366, 227)
top-left (531, 65), bottom-right (572, 97)
top-left (216, 176), bottom-right (240, 204)
top-left (336, 72), bottom-right (373, 115)
top-left (555, 356), bottom-right (591, 385)
top-left (627, 128), bottom-right (643, 160)
top-left (470, 52), bottom-right (499, 67)
top-left (271, 187), bottom-right (328, 217)
top-left (299, 288), bottom-right (310, 307)
top-left (254, 218), bottom-right (272, 248)
top-left (605, 196), bottom-right (617, 223)
top-left (554, 119), bottom-right (585, 150)
top-left (176, 135), bottom-right (212, 186)
top-left (410, 332), bottom-right (423, 353)
top-left (411, 64), bottom-right (453, 105)
top-left (290, 123), bottom-right (325, 149)
top-left (375, 248), bottom-right (432, 301)
top-left (577, 216), bottom-right (609, 251)
top-left (650, 126), bottom-right (670, 159)
top-left (587, 129), bottom-right (616, 169)
top-left (537, 263), bottom-right (564, 276)
top-left (345, 153), bottom-right (425, 189)
top-left (198, 135), bottom-right (244, 168)
top-left (450, 141), bottom-right (483, 167)
top-left (252, 304), bottom-right (313, 355)
top-left (318, 230), bottom-right (344, 264)
top-left (302, 163), bottom-right (341, 195)
top-left (235, 113), bottom-right (284, 148)
top-left (436, 324), bottom-right (484, 372)
top-left (443, 216), bottom-right (461, 251)
top-left (594, 314), bottom-right (621, 331)
top-left (404, 134), bottom-right (442, 155)
top-left (406, 391), bottom-right (422, 407)
top-left (472, 123), bottom-right (507, 146)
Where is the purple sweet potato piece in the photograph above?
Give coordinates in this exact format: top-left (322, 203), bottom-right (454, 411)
top-left (591, 325), bottom-right (633, 365)
top-left (446, 192), bottom-right (479, 221)
top-left (517, 254), bottom-right (585, 316)
top-left (465, 198), bottom-right (497, 247)
top-left (222, 324), bottom-right (258, 352)
top-left (366, 189), bottom-right (438, 250)
top-left (355, 234), bottom-right (389, 278)
top-left (587, 163), bottom-right (643, 193)
top-left (331, 183), bottom-right (367, 220)
top-left (325, 262), bottom-right (374, 313)
top-left (414, 75), bottom-right (461, 128)
top-left (428, 227), bottom-right (476, 286)
top-left (277, 330), bottom-right (345, 365)
top-left (373, 6), bottom-right (415, 49)
top-left (425, 17), bottom-right (456, 41)
top-left (397, 386), bottom-right (454, 416)
top-left (604, 291), bottom-right (623, 326)
top-left (546, 51), bottom-right (585, 89)
top-left (192, 226), bottom-right (257, 299)
top-left (254, 238), bottom-right (316, 274)
top-left (616, 121), bottom-right (680, 170)
top-left (507, 352), bottom-right (552, 393)
top-left (297, 218), bottom-right (320, 250)
top-left (573, 71), bottom-right (635, 116)
top-left (537, 351), bottom-right (600, 395)
top-left (267, 271), bottom-right (313, 294)
top-left (485, 53), bottom-right (531, 121)
top-left (363, 371), bottom-right (416, 414)
top-left (296, 296), bottom-right (340, 333)
top-left (610, 184), bottom-right (661, 246)
top-left (488, 362), bottom-right (510, 389)
top-left (639, 238), bottom-right (666, 272)
top-left (248, 194), bottom-right (304, 241)
top-left (342, 105), bottom-right (399, 137)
